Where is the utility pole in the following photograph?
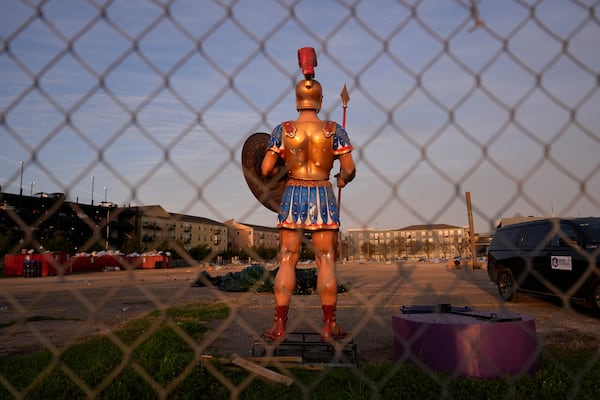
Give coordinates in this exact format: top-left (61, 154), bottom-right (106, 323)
top-left (104, 186), bottom-right (109, 250)
top-left (19, 161), bottom-right (24, 195)
top-left (465, 191), bottom-right (476, 270)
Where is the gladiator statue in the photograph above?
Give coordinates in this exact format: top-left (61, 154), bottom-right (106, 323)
top-left (260, 47), bottom-right (356, 341)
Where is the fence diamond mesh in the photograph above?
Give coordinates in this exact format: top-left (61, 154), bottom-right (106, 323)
top-left (1, 0), bottom-right (599, 399)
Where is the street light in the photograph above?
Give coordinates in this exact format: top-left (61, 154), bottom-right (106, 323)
top-left (30, 181), bottom-right (35, 196)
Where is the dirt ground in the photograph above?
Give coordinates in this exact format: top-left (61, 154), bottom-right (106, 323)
top-left (1, 262), bottom-right (599, 362)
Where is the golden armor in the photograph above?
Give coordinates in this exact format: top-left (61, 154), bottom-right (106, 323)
top-left (282, 121), bottom-right (335, 180)
top-left (281, 120), bottom-right (336, 181)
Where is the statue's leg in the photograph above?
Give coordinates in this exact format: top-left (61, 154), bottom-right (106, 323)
top-left (264, 228), bottom-right (302, 340)
top-left (312, 230), bottom-right (348, 340)
top-left (312, 229), bottom-right (338, 305)
top-left (274, 228), bottom-right (302, 305)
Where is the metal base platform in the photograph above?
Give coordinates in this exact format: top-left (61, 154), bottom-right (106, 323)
top-left (252, 331), bottom-right (358, 368)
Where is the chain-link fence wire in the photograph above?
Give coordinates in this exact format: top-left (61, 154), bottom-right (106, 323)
top-left (1, 0), bottom-right (599, 398)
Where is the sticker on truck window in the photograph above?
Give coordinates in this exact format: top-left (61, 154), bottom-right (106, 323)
top-left (551, 256), bottom-right (572, 271)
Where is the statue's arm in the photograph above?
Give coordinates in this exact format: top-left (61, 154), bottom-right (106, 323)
top-left (336, 153), bottom-right (356, 188)
top-left (261, 150), bottom-right (281, 177)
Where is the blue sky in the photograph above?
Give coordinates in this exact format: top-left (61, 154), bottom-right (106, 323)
top-left (1, 0), bottom-right (599, 233)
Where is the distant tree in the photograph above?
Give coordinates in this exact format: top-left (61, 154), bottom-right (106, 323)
top-left (160, 239), bottom-right (185, 259)
top-left (300, 246), bottom-right (314, 261)
top-left (255, 246), bottom-right (278, 261)
top-left (42, 231), bottom-right (74, 253)
top-left (122, 235), bottom-right (142, 254)
top-left (89, 241), bottom-right (106, 253)
top-left (360, 242), bottom-right (374, 259)
top-left (217, 249), bottom-right (235, 263)
top-left (238, 249), bottom-right (249, 261)
top-left (0, 229), bottom-right (20, 258)
top-left (422, 241), bottom-right (436, 258)
top-left (189, 244), bottom-right (212, 261)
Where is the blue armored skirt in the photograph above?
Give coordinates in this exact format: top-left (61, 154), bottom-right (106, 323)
top-left (277, 179), bottom-right (340, 230)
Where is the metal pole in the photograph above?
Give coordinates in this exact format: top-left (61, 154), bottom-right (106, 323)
top-left (19, 161), bottom-right (24, 195)
top-left (104, 187), bottom-right (109, 250)
top-left (106, 208), bottom-right (110, 250)
top-left (465, 191), bottom-right (476, 270)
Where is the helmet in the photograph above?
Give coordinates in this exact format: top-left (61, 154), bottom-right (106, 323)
top-left (296, 79), bottom-right (322, 112)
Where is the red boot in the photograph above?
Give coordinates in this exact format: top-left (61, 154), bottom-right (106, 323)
top-left (321, 305), bottom-right (349, 341)
top-left (263, 305), bottom-right (288, 340)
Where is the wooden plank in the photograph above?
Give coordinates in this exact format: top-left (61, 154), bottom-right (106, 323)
top-left (201, 355), bottom-right (302, 364)
top-left (200, 354), bottom-right (325, 371)
top-left (230, 353), bottom-right (295, 386)
top-left (201, 354), bottom-right (303, 365)
top-left (247, 356), bottom-right (303, 364)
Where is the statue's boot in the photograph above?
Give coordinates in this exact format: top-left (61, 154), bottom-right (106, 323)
top-left (320, 305), bottom-right (349, 341)
top-left (263, 305), bottom-right (288, 341)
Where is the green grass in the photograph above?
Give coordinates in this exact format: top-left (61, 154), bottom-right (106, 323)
top-left (0, 302), bottom-right (598, 399)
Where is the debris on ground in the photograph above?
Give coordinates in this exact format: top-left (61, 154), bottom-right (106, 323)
top-left (193, 263), bottom-right (349, 294)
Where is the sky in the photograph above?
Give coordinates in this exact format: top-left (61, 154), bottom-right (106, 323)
top-left (1, 0), bottom-right (599, 234)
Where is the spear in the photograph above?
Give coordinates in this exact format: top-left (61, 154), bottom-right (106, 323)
top-left (337, 84), bottom-right (350, 259)
top-left (338, 84), bottom-right (350, 206)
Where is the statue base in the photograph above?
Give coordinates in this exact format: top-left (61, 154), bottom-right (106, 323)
top-left (253, 330), bottom-right (357, 368)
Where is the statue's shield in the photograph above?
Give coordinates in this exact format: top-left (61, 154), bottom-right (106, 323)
top-left (241, 133), bottom-right (287, 213)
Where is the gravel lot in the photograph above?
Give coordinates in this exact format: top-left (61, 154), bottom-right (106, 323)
top-left (1, 262), bottom-right (599, 361)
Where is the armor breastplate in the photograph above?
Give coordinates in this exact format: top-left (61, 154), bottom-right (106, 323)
top-left (282, 120), bottom-right (336, 180)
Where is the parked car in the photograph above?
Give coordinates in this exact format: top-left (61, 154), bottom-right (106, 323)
top-left (487, 217), bottom-right (600, 313)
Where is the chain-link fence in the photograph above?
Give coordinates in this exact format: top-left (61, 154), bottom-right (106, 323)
top-left (1, 0), bottom-right (599, 398)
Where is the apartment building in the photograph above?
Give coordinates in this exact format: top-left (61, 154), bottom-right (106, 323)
top-left (346, 224), bottom-right (467, 261)
top-left (136, 205), bottom-right (227, 253)
top-left (223, 219), bottom-right (279, 252)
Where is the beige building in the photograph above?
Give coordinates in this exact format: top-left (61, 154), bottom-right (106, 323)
top-left (136, 205), bottom-right (227, 253)
top-left (169, 212), bottom-right (227, 253)
top-left (346, 224), bottom-right (467, 261)
top-left (137, 205), bottom-right (173, 250)
top-left (223, 219), bottom-right (279, 252)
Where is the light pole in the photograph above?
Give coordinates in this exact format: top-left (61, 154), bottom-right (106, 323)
top-left (30, 181), bottom-right (35, 196)
top-left (104, 186), bottom-right (109, 250)
top-left (19, 161), bottom-right (24, 195)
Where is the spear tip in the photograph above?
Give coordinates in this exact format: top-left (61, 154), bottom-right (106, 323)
top-left (340, 84), bottom-right (350, 106)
